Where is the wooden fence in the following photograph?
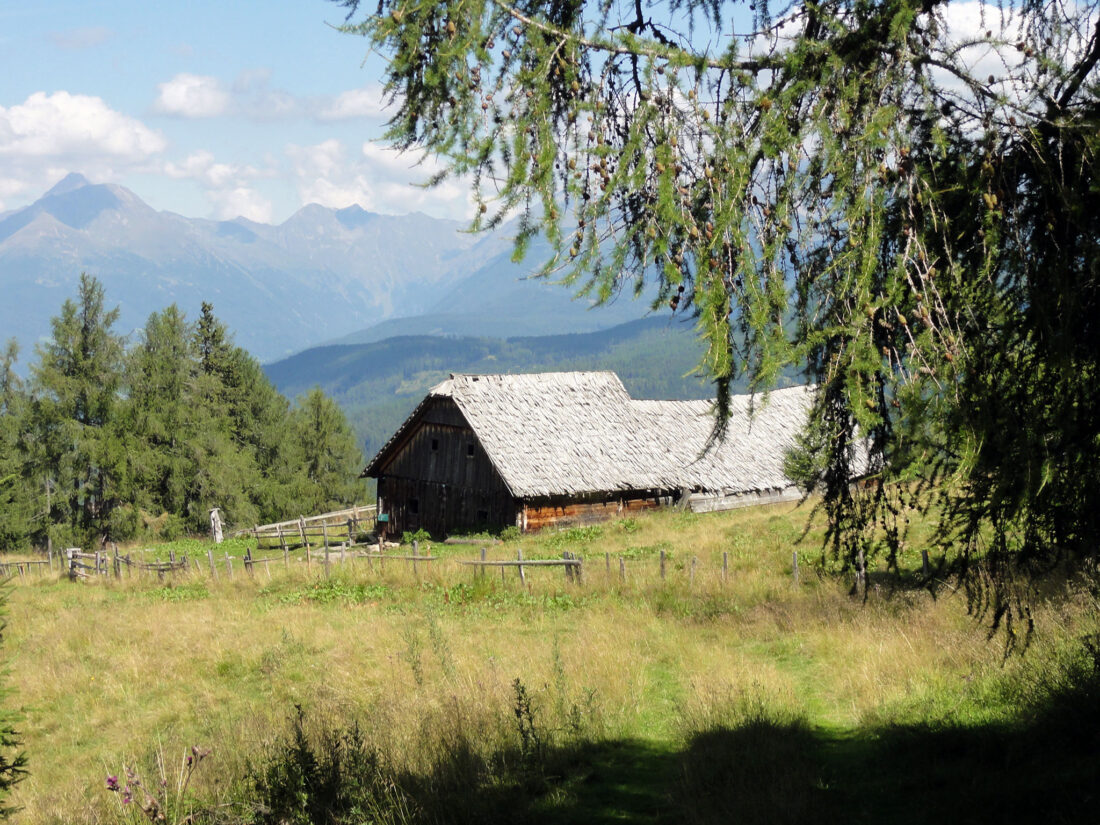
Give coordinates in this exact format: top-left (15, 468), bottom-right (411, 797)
top-left (235, 505), bottom-right (378, 544)
top-left (11, 540), bottom-right (808, 591)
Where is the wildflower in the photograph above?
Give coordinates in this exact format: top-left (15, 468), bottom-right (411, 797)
top-left (106, 775), bottom-right (119, 791)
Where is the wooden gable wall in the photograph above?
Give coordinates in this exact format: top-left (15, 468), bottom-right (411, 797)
top-left (375, 397), bottom-right (515, 537)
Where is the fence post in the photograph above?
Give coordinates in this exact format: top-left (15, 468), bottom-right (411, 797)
top-left (921, 549), bottom-right (930, 578)
top-left (480, 547), bottom-right (486, 579)
top-left (225, 553), bottom-right (233, 579)
top-left (245, 548), bottom-right (254, 579)
top-left (619, 556), bottom-right (625, 583)
top-left (322, 522), bottom-right (329, 550)
top-left (723, 551), bottom-right (729, 583)
top-left (412, 540), bottom-right (419, 578)
top-left (298, 516), bottom-right (309, 551)
top-left (324, 545), bottom-right (330, 579)
top-left (207, 548), bottom-right (216, 579)
top-left (574, 555), bottom-right (583, 586)
top-left (517, 548), bottom-right (526, 587)
top-left (347, 518), bottom-right (354, 546)
top-left (278, 525), bottom-right (287, 558)
top-left (66, 548), bottom-right (74, 580)
top-left (113, 547), bottom-right (120, 579)
top-left (564, 552), bottom-right (574, 584)
top-left (659, 549), bottom-right (666, 580)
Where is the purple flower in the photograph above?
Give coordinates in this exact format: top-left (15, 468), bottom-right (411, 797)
top-left (106, 775), bottom-right (119, 791)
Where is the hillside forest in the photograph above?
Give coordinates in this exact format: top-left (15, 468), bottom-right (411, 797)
top-left (0, 274), bottom-right (365, 551)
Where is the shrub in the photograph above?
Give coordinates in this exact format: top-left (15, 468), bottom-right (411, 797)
top-left (158, 514), bottom-right (186, 542)
top-left (106, 505), bottom-right (141, 543)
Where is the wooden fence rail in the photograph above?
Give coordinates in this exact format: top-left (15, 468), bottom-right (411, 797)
top-left (24, 541), bottom-right (806, 590)
top-left (234, 504), bottom-right (378, 539)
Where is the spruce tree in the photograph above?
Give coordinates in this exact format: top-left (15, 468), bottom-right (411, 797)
top-left (291, 388), bottom-right (365, 514)
top-left (0, 342), bottom-right (32, 552)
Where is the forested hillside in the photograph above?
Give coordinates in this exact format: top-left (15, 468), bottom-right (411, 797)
top-left (265, 316), bottom-right (796, 459)
top-left (0, 275), bottom-right (365, 552)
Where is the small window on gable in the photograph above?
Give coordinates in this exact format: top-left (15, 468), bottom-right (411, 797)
top-left (467, 442), bottom-right (475, 458)
top-left (408, 498), bottom-right (419, 515)
top-left (431, 438), bottom-right (439, 451)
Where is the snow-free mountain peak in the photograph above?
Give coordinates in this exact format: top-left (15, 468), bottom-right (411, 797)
top-left (42, 172), bottom-right (91, 198)
top-left (1, 175), bottom-right (651, 366)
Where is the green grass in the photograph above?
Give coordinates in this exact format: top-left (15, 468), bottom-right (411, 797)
top-left (3, 502), bottom-right (1098, 823)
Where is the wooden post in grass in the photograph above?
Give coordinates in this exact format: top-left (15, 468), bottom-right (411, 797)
top-left (619, 556), bottom-right (625, 583)
top-left (480, 547), bottom-right (487, 579)
top-left (224, 553), bottom-right (233, 579)
top-left (298, 516), bottom-right (309, 551)
top-left (278, 524), bottom-right (287, 558)
top-left (921, 549), bottom-right (930, 578)
top-left (322, 522), bottom-right (329, 551)
top-left (517, 548), bottom-right (526, 587)
top-left (412, 540), bottom-right (419, 578)
top-left (282, 532), bottom-right (289, 570)
top-left (574, 555), bottom-right (583, 585)
top-left (244, 548), bottom-right (253, 579)
top-left (659, 549), bottom-right (666, 580)
top-left (324, 545), bottom-right (330, 579)
top-left (113, 547), bottom-right (120, 579)
top-left (306, 545), bottom-right (312, 574)
top-left (347, 518), bottom-right (354, 546)
top-left (208, 548), bottom-right (216, 579)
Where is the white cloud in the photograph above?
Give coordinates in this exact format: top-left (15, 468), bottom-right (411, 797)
top-left (164, 150), bottom-right (274, 221)
top-left (49, 26), bottom-right (113, 50)
top-left (286, 138), bottom-right (474, 219)
top-left (0, 91), bottom-right (166, 158)
top-left (153, 73), bottom-right (230, 118)
top-left (0, 91), bottom-right (167, 210)
top-left (207, 186), bottom-right (273, 223)
top-left (317, 86), bottom-right (389, 120)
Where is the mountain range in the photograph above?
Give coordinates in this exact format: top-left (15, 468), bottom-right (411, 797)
top-left (0, 173), bottom-right (651, 361)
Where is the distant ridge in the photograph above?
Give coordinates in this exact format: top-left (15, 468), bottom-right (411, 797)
top-left (0, 173), bottom-right (651, 363)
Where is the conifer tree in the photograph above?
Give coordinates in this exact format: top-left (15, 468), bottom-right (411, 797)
top-left (0, 342), bottom-right (32, 552)
top-left (292, 388), bottom-right (365, 513)
top-left (29, 274), bottom-right (126, 546)
top-left (336, 0), bottom-right (1100, 634)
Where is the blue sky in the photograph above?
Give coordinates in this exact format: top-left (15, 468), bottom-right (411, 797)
top-left (0, 0), bottom-right (473, 223)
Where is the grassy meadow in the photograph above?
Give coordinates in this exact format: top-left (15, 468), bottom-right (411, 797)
top-left (3, 503), bottom-right (1098, 823)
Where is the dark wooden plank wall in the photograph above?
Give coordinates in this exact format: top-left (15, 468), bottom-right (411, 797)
top-left (377, 398), bottom-right (515, 537)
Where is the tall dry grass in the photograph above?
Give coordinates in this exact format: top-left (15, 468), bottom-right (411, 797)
top-left (2, 502), bottom-right (1095, 822)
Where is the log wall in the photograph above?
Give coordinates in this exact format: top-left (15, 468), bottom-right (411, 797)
top-left (521, 492), bottom-right (674, 532)
top-left (376, 398), bottom-right (514, 537)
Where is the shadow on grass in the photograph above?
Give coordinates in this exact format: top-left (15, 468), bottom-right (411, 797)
top-left (246, 665), bottom-right (1099, 825)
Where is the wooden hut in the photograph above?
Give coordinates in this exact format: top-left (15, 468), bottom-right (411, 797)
top-left (362, 371), bottom-right (812, 537)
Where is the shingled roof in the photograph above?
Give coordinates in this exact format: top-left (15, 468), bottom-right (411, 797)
top-left (365, 371), bottom-right (813, 499)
